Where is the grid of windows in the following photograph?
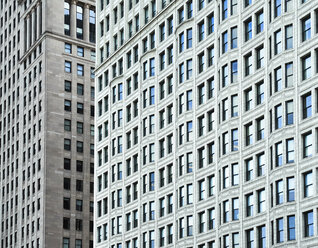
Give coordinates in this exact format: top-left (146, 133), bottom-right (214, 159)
top-left (95, 1), bottom-right (318, 248)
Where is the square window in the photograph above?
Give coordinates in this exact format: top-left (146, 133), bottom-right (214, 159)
top-left (77, 46), bottom-right (84, 57)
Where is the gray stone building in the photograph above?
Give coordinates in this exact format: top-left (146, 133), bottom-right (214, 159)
top-left (95, 0), bottom-right (318, 247)
top-left (0, 0), bottom-right (95, 247)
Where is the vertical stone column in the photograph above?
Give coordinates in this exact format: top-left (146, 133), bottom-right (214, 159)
top-left (32, 8), bottom-right (36, 42)
top-left (24, 18), bottom-right (27, 52)
top-left (26, 15), bottom-right (30, 50)
top-left (37, 2), bottom-right (42, 37)
top-left (71, 0), bottom-right (77, 38)
top-left (84, 4), bottom-right (90, 42)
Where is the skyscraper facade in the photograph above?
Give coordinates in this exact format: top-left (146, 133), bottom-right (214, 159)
top-left (0, 0), bottom-right (95, 247)
top-left (95, 0), bottom-right (318, 247)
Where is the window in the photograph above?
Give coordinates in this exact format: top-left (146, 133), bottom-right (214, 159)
top-left (275, 142), bottom-right (283, 167)
top-left (179, 63), bottom-right (184, 83)
top-left (286, 138), bottom-right (294, 163)
top-left (232, 163), bottom-right (239, 186)
top-left (65, 61), bottom-right (71, 72)
top-left (246, 158), bottom-right (253, 181)
top-left (285, 0), bottom-right (292, 11)
top-left (198, 180), bottom-right (205, 201)
top-left (222, 31), bottom-right (228, 53)
top-left (223, 200), bottom-right (229, 223)
top-left (208, 46), bottom-right (214, 67)
top-left (77, 122), bottom-right (83, 134)
top-left (64, 139), bottom-right (71, 151)
top-left (160, 23), bottom-right (165, 41)
top-left (198, 0), bottom-right (204, 10)
top-left (302, 15), bottom-right (311, 42)
top-left (76, 5), bottom-right (84, 39)
top-left (77, 46), bottom-right (84, 57)
top-left (232, 198), bottom-right (239, 220)
top-left (208, 14), bottom-right (214, 34)
top-left (283, 177), bottom-right (294, 204)
top-left (302, 93), bottom-right (312, 119)
top-left (245, 123), bottom-right (253, 146)
top-left (245, 0), bottom-right (251, 7)
top-left (198, 21), bottom-right (204, 41)
top-left (256, 45), bottom-right (264, 69)
top-left (256, 82), bottom-right (264, 104)
top-left (304, 211), bottom-right (314, 237)
top-left (89, 9), bottom-right (96, 43)
top-left (258, 189), bottom-right (266, 212)
top-left (231, 95), bottom-right (238, 117)
top-left (231, 0), bottom-right (238, 15)
top-left (258, 226), bottom-right (266, 248)
top-left (65, 80), bottom-right (72, 92)
top-left (246, 194), bottom-right (253, 217)
top-left (302, 54), bottom-right (311, 80)
top-left (246, 229), bottom-right (254, 248)
top-left (198, 116), bottom-right (205, 137)
top-left (229, 61), bottom-right (237, 84)
top-left (187, 28), bottom-right (192, 48)
top-left (285, 25), bottom-right (293, 49)
top-left (222, 0), bottom-right (228, 20)
top-left (77, 64), bottom-right (84, 76)
top-left (245, 18), bottom-right (252, 41)
top-left (274, 0), bottom-right (281, 17)
top-left (64, 119), bottom-right (71, 131)
top-left (287, 215), bottom-right (295, 240)
top-left (64, 2), bottom-right (71, 35)
top-left (275, 104), bottom-right (282, 129)
top-left (77, 102), bottom-right (84, 114)
top-left (231, 129), bottom-right (238, 151)
top-left (256, 117), bottom-right (265, 140)
top-left (245, 88), bottom-right (252, 111)
top-left (274, 67), bottom-right (282, 92)
top-left (222, 132), bottom-right (229, 155)
top-left (76, 199), bottom-right (83, 211)
top-left (285, 62), bottom-right (293, 87)
top-left (198, 84), bottom-right (205, 105)
top-left (208, 208), bottom-right (215, 229)
top-left (304, 171), bottom-right (313, 197)
top-left (245, 53), bottom-right (252, 76)
top-left (150, 58), bottom-right (155, 77)
top-left (75, 239), bottom-right (82, 248)
top-left (222, 64), bottom-right (228, 87)
top-left (76, 141), bottom-right (83, 153)
top-left (223, 166), bottom-right (229, 189)
top-left (187, 59), bottom-right (192, 79)
top-left (276, 180), bottom-right (283, 205)
top-left (187, 215), bottom-right (193, 236)
top-left (198, 53), bottom-right (204, 73)
top-left (168, 17), bottom-right (173, 35)
top-left (77, 84), bottom-right (84, 95)
top-left (65, 43), bottom-right (72, 54)
top-left (178, 7), bottom-right (184, 24)
top-left (150, 32), bottom-right (155, 50)
top-left (277, 218), bottom-right (284, 243)
top-left (63, 238), bottom-right (70, 248)
top-left (63, 217), bottom-right (70, 230)
top-left (274, 30), bottom-right (282, 54)
top-left (256, 11), bottom-right (264, 33)
top-left (257, 153), bottom-right (265, 177)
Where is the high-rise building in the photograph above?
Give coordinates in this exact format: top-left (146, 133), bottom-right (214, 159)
top-left (0, 0), bottom-right (96, 247)
top-left (95, 0), bottom-right (318, 247)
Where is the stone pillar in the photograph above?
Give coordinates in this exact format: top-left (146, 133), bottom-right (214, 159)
top-left (32, 8), bottom-right (36, 42)
top-left (71, 0), bottom-right (77, 38)
top-left (84, 4), bottom-right (90, 42)
top-left (26, 15), bottom-right (30, 50)
top-left (24, 18), bottom-right (27, 52)
top-left (37, 2), bottom-right (42, 37)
